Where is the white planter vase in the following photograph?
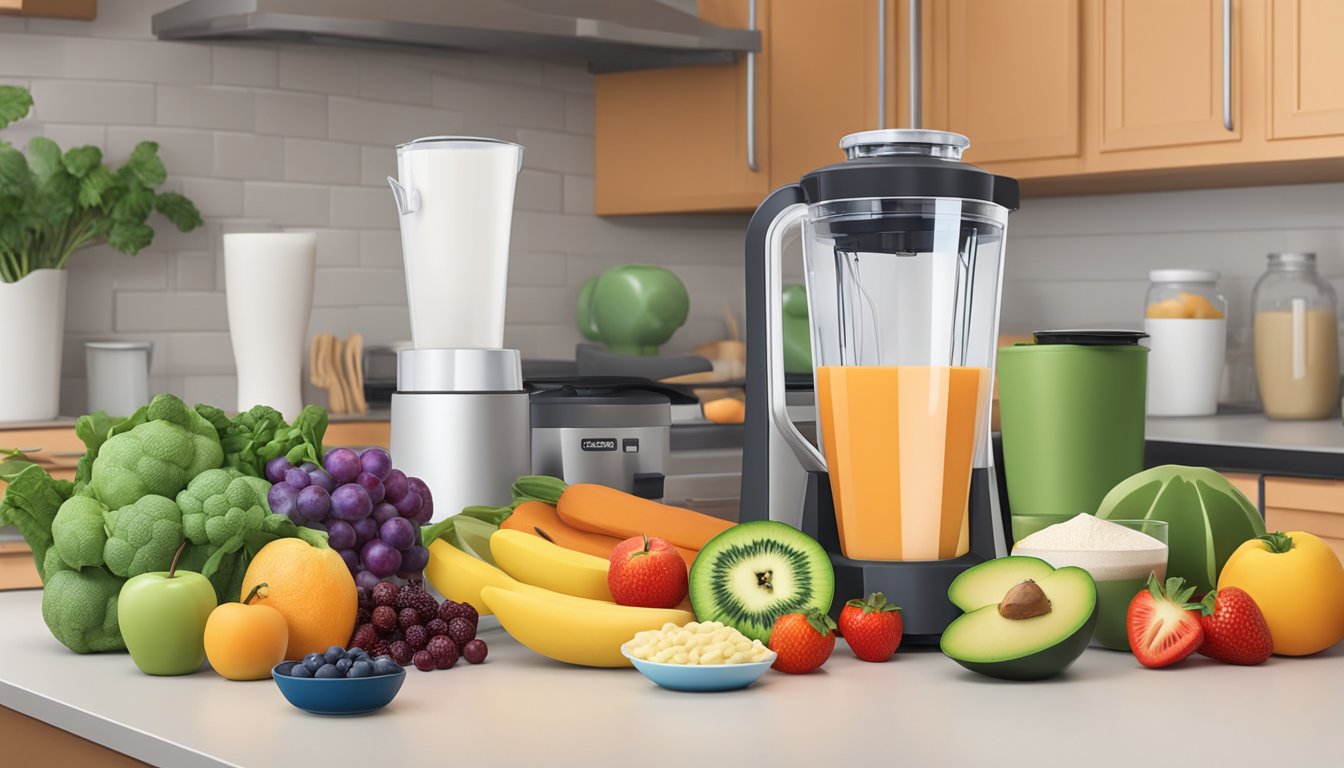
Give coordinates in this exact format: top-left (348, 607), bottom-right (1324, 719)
top-left (224, 233), bottom-right (316, 421)
top-left (0, 269), bottom-right (68, 423)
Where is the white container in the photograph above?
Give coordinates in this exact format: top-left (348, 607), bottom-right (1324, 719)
top-left (388, 137), bottom-right (523, 350)
top-left (0, 269), bottom-right (67, 423)
top-left (224, 232), bottom-right (317, 420)
top-left (1143, 269), bottom-right (1227, 417)
top-left (85, 341), bottom-right (151, 418)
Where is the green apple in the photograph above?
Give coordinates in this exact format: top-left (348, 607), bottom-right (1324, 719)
top-left (576, 265), bottom-right (690, 356)
top-left (117, 542), bottom-right (217, 676)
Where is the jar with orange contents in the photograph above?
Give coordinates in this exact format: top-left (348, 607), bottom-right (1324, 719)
top-left (1144, 269), bottom-right (1227, 416)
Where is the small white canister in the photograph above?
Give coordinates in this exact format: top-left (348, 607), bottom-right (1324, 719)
top-left (1144, 269), bottom-right (1227, 417)
top-left (85, 341), bottom-right (152, 418)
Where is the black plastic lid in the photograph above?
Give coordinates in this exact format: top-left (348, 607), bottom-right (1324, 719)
top-left (525, 376), bottom-right (697, 406)
top-left (1031, 330), bottom-right (1149, 346)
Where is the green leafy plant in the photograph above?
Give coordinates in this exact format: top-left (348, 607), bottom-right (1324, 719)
top-left (0, 85), bottom-right (204, 283)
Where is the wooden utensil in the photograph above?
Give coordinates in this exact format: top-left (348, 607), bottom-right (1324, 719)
top-left (343, 333), bottom-right (367, 415)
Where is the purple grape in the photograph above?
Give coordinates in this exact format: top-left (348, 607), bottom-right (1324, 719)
top-left (361, 539), bottom-right (403, 579)
top-left (284, 467), bottom-right (311, 490)
top-left (359, 448), bottom-right (393, 481)
top-left (337, 547), bottom-right (360, 575)
top-left (379, 516), bottom-right (416, 551)
top-left (372, 502), bottom-right (399, 525)
top-left (354, 570), bottom-right (380, 592)
top-left (265, 456), bottom-right (292, 484)
top-left (400, 544), bottom-right (429, 573)
top-left (327, 519), bottom-right (357, 550)
top-left (324, 447), bottom-right (361, 484)
top-left (352, 516), bottom-right (378, 547)
top-left (331, 484), bottom-right (373, 521)
top-left (268, 483), bottom-right (298, 520)
top-left (300, 462), bottom-right (318, 472)
top-left (308, 469), bottom-right (336, 492)
top-left (355, 472), bottom-right (385, 505)
top-left (383, 469), bottom-right (409, 503)
top-left (407, 477), bottom-right (433, 521)
top-left (296, 485), bottom-right (331, 521)
top-left (392, 490), bottom-right (422, 518)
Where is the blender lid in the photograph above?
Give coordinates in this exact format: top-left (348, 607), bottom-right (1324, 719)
top-left (799, 129), bottom-right (1019, 211)
top-left (1032, 330), bottom-right (1149, 346)
top-left (526, 376), bottom-right (697, 405)
top-left (395, 136), bottom-right (523, 152)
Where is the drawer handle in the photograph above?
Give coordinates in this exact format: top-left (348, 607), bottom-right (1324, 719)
top-left (747, 0), bottom-right (759, 171)
top-left (1222, 0), bottom-right (1233, 132)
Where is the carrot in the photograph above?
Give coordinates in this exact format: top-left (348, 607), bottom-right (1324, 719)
top-left (556, 484), bottom-right (733, 552)
top-left (702, 397), bottom-right (745, 424)
top-left (504, 500), bottom-right (699, 569)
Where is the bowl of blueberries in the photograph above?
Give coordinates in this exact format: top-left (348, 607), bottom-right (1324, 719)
top-left (272, 646), bottom-right (406, 716)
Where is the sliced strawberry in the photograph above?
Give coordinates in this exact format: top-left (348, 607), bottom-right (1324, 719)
top-left (1198, 587), bottom-right (1273, 666)
top-left (1127, 575), bottom-right (1205, 669)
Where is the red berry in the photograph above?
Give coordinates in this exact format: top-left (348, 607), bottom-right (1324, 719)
top-left (398, 607), bottom-right (419, 631)
top-left (412, 650), bottom-right (436, 672)
top-left (405, 625), bottom-right (430, 650)
top-left (371, 605), bottom-right (398, 635)
top-left (389, 640), bottom-right (413, 666)
top-left (425, 618), bottom-right (449, 637)
top-left (427, 635), bottom-right (458, 669)
top-left (348, 623), bottom-right (379, 652)
top-left (368, 640), bottom-right (390, 659)
top-left (459, 602), bottom-right (479, 629)
top-left (447, 617), bottom-right (475, 646)
top-left (462, 639), bottom-right (488, 664)
top-left (438, 600), bottom-right (466, 624)
top-left (371, 581), bottom-right (399, 607)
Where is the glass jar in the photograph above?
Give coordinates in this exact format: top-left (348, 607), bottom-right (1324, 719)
top-left (1252, 253), bottom-right (1340, 419)
top-left (1143, 270), bottom-right (1227, 417)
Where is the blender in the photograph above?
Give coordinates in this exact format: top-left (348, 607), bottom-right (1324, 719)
top-left (387, 137), bottom-right (532, 524)
top-left (741, 129), bottom-right (1020, 642)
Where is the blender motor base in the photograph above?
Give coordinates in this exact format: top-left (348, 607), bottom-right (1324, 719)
top-left (829, 552), bottom-right (992, 644)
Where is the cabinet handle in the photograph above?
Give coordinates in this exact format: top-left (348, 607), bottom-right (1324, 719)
top-left (877, 1), bottom-right (887, 130)
top-left (747, 0), bottom-right (759, 171)
top-left (909, 0), bottom-right (922, 128)
top-left (1222, 0), bottom-right (1232, 131)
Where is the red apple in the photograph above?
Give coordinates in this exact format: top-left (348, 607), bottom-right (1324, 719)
top-left (607, 534), bottom-right (688, 608)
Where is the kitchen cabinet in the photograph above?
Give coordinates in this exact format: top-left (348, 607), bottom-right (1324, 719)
top-left (1264, 475), bottom-right (1344, 561)
top-left (1268, 0), bottom-right (1344, 140)
top-left (1222, 471), bottom-right (1261, 509)
top-left (0, 0), bottom-right (95, 19)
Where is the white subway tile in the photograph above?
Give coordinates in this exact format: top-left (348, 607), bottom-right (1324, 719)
top-left (360, 230), bottom-right (403, 267)
top-left (541, 62), bottom-right (594, 93)
top-left (562, 175), bottom-right (594, 215)
top-left (116, 291), bottom-right (227, 332)
top-left (40, 123), bottom-right (107, 152)
top-left (278, 48), bottom-right (360, 95)
top-left (63, 270), bottom-right (115, 333)
top-left (182, 375), bottom-right (237, 408)
top-left (328, 96), bottom-right (462, 146)
top-left (31, 80), bottom-right (154, 124)
top-left (174, 251), bottom-right (217, 291)
top-left (107, 126), bottom-right (215, 176)
top-left (514, 128), bottom-right (593, 175)
top-left (430, 77), bottom-right (565, 130)
top-left (180, 178), bottom-right (244, 218)
top-left (508, 251), bottom-right (567, 287)
top-left (213, 44), bottom-right (278, 87)
top-left (502, 325), bottom-right (540, 359)
top-left (243, 182), bottom-right (330, 226)
top-left (146, 211), bottom-right (211, 252)
top-left (470, 54), bottom-right (543, 86)
top-left (312, 229), bottom-right (361, 267)
top-left (308, 306), bottom-right (411, 344)
top-left (284, 138), bottom-right (360, 184)
top-left (214, 132), bottom-right (285, 181)
top-left (254, 90), bottom-right (327, 138)
top-left (358, 56), bottom-right (432, 105)
top-left (330, 185), bottom-right (397, 229)
top-left (0, 35), bottom-right (212, 84)
top-left (314, 268), bottom-right (407, 307)
top-left (565, 93), bottom-right (595, 134)
top-left (360, 145), bottom-right (395, 186)
top-left (504, 284), bottom-right (577, 325)
top-left (156, 84), bottom-right (253, 130)
top-left (166, 333), bottom-right (236, 374)
top-left (515, 169), bottom-right (563, 212)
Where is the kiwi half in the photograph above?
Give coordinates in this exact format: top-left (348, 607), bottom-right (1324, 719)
top-left (689, 520), bottom-right (834, 643)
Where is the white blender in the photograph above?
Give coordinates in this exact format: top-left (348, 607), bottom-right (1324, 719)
top-left (387, 137), bottom-right (531, 523)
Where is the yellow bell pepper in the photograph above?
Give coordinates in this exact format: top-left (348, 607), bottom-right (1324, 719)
top-left (1217, 531), bottom-right (1344, 656)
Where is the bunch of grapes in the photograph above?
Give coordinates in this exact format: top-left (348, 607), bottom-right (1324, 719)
top-left (265, 447), bottom-right (434, 590)
top-left (349, 582), bottom-right (488, 672)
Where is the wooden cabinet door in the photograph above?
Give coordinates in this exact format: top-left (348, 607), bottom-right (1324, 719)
top-left (595, 0), bottom-right (771, 215)
top-left (941, 0), bottom-right (1081, 164)
top-left (1100, 0), bottom-right (1240, 152)
top-left (1263, 476), bottom-right (1344, 561)
top-left (1269, 0), bottom-right (1344, 139)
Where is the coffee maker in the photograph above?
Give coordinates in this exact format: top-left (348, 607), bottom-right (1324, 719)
top-left (741, 129), bottom-right (1019, 643)
top-left (387, 137), bottom-right (532, 524)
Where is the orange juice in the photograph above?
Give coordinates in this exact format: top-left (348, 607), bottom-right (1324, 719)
top-left (816, 365), bottom-right (990, 561)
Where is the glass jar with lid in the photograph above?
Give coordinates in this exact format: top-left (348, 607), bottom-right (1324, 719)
top-left (1143, 269), bottom-right (1227, 416)
top-left (1252, 253), bottom-right (1340, 419)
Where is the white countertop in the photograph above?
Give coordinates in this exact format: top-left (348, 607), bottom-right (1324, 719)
top-left (1, 589), bottom-right (1341, 767)
top-left (1147, 412), bottom-right (1344, 454)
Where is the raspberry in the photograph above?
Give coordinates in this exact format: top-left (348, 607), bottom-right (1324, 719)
top-left (398, 607), bottom-right (419, 631)
top-left (459, 602), bottom-right (479, 629)
top-left (462, 639), bottom-right (488, 664)
top-left (348, 622), bottom-right (378, 652)
top-left (368, 640), bottom-right (390, 659)
top-left (397, 584), bottom-right (440, 624)
top-left (405, 625), bottom-right (430, 650)
top-left (389, 640), bottom-right (413, 666)
top-left (447, 617), bottom-right (475, 646)
top-left (356, 587), bottom-right (372, 625)
top-left (372, 581), bottom-right (399, 607)
top-left (425, 618), bottom-right (449, 637)
top-left (371, 605), bottom-right (398, 635)
top-left (427, 635), bottom-right (458, 670)
top-left (438, 600), bottom-right (466, 624)
top-left (412, 650), bottom-right (436, 672)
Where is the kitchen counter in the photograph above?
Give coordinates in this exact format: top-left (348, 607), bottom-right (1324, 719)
top-left (1, 589), bottom-right (1340, 768)
top-left (1146, 411), bottom-right (1344, 477)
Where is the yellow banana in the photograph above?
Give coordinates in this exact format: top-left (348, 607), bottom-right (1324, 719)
top-left (490, 528), bottom-right (614, 602)
top-left (425, 539), bottom-right (523, 615)
top-left (480, 585), bottom-right (694, 667)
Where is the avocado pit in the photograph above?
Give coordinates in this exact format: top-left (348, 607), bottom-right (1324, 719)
top-left (998, 580), bottom-right (1052, 620)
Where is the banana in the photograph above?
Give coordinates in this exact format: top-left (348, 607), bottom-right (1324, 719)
top-left (490, 528), bottom-right (614, 602)
top-left (480, 585), bottom-right (694, 667)
top-left (425, 539), bottom-right (524, 615)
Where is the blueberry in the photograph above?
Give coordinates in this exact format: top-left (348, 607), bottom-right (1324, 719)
top-left (303, 653), bottom-right (324, 672)
top-left (324, 646), bottom-right (345, 664)
top-left (372, 658), bottom-right (399, 676)
top-left (349, 648), bottom-right (369, 661)
top-left (347, 661), bottom-right (373, 678)
top-left (315, 663), bottom-right (342, 678)
top-left (336, 657), bottom-right (353, 673)
top-left (289, 664), bottom-right (313, 678)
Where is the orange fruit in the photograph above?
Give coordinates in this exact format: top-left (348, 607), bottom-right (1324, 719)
top-left (204, 582), bottom-right (289, 680)
top-left (239, 539), bottom-right (357, 659)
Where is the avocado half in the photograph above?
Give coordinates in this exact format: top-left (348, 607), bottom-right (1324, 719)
top-left (941, 556), bottom-right (1097, 681)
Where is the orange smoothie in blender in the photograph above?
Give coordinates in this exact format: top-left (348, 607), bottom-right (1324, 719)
top-left (816, 365), bottom-right (989, 561)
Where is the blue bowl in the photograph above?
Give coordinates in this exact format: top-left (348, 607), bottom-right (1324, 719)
top-left (621, 643), bottom-right (776, 692)
top-left (271, 661), bottom-right (406, 716)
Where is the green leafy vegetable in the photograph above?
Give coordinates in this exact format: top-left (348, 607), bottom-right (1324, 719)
top-left (0, 447), bottom-right (39, 482)
top-left (90, 394), bottom-right (223, 510)
top-left (0, 464), bottom-right (73, 579)
top-left (421, 504), bottom-right (514, 549)
top-left (177, 468), bottom-right (270, 547)
top-left (102, 494), bottom-right (184, 578)
top-left (51, 494), bottom-right (109, 569)
top-left (195, 404), bottom-right (328, 478)
top-left (41, 567), bottom-right (126, 653)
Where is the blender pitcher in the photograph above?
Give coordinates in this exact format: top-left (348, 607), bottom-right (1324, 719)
top-left (757, 130), bottom-right (1019, 562)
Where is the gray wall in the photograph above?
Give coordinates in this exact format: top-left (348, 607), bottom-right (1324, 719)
top-left (0, 0), bottom-right (750, 415)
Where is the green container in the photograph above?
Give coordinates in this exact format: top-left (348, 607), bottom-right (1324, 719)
top-left (997, 334), bottom-right (1148, 519)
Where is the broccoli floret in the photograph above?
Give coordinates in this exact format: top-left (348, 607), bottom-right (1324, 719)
top-left (103, 495), bottom-right (184, 578)
top-left (41, 567), bottom-right (126, 653)
top-left (176, 468), bottom-right (271, 547)
top-left (51, 494), bottom-right (109, 569)
top-left (90, 394), bottom-right (223, 510)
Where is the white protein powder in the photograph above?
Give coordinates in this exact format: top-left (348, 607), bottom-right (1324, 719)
top-left (1012, 513), bottom-right (1167, 581)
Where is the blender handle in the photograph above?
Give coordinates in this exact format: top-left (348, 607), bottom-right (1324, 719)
top-left (764, 202), bottom-right (827, 474)
top-left (387, 176), bottom-right (419, 216)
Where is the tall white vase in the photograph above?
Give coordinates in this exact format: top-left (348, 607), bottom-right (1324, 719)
top-left (0, 269), bottom-right (67, 423)
top-left (224, 233), bottom-right (316, 421)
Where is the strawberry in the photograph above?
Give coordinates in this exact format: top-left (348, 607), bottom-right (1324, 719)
top-left (1127, 574), bottom-right (1205, 669)
top-left (838, 592), bottom-right (903, 662)
top-left (768, 607), bottom-right (837, 674)
top-left (1197, 587), bottom-right (1273, 665)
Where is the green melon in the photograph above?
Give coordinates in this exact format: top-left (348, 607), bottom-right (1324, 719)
top-left (1096, 465), bottom-right (1264, 595)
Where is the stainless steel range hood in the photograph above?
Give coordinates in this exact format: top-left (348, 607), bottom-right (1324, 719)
top-left (152, 0), bottom-right (759, 73)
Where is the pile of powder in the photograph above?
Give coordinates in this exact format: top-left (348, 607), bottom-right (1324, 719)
top-left (1013, 514), bottom-right (1167, 581)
